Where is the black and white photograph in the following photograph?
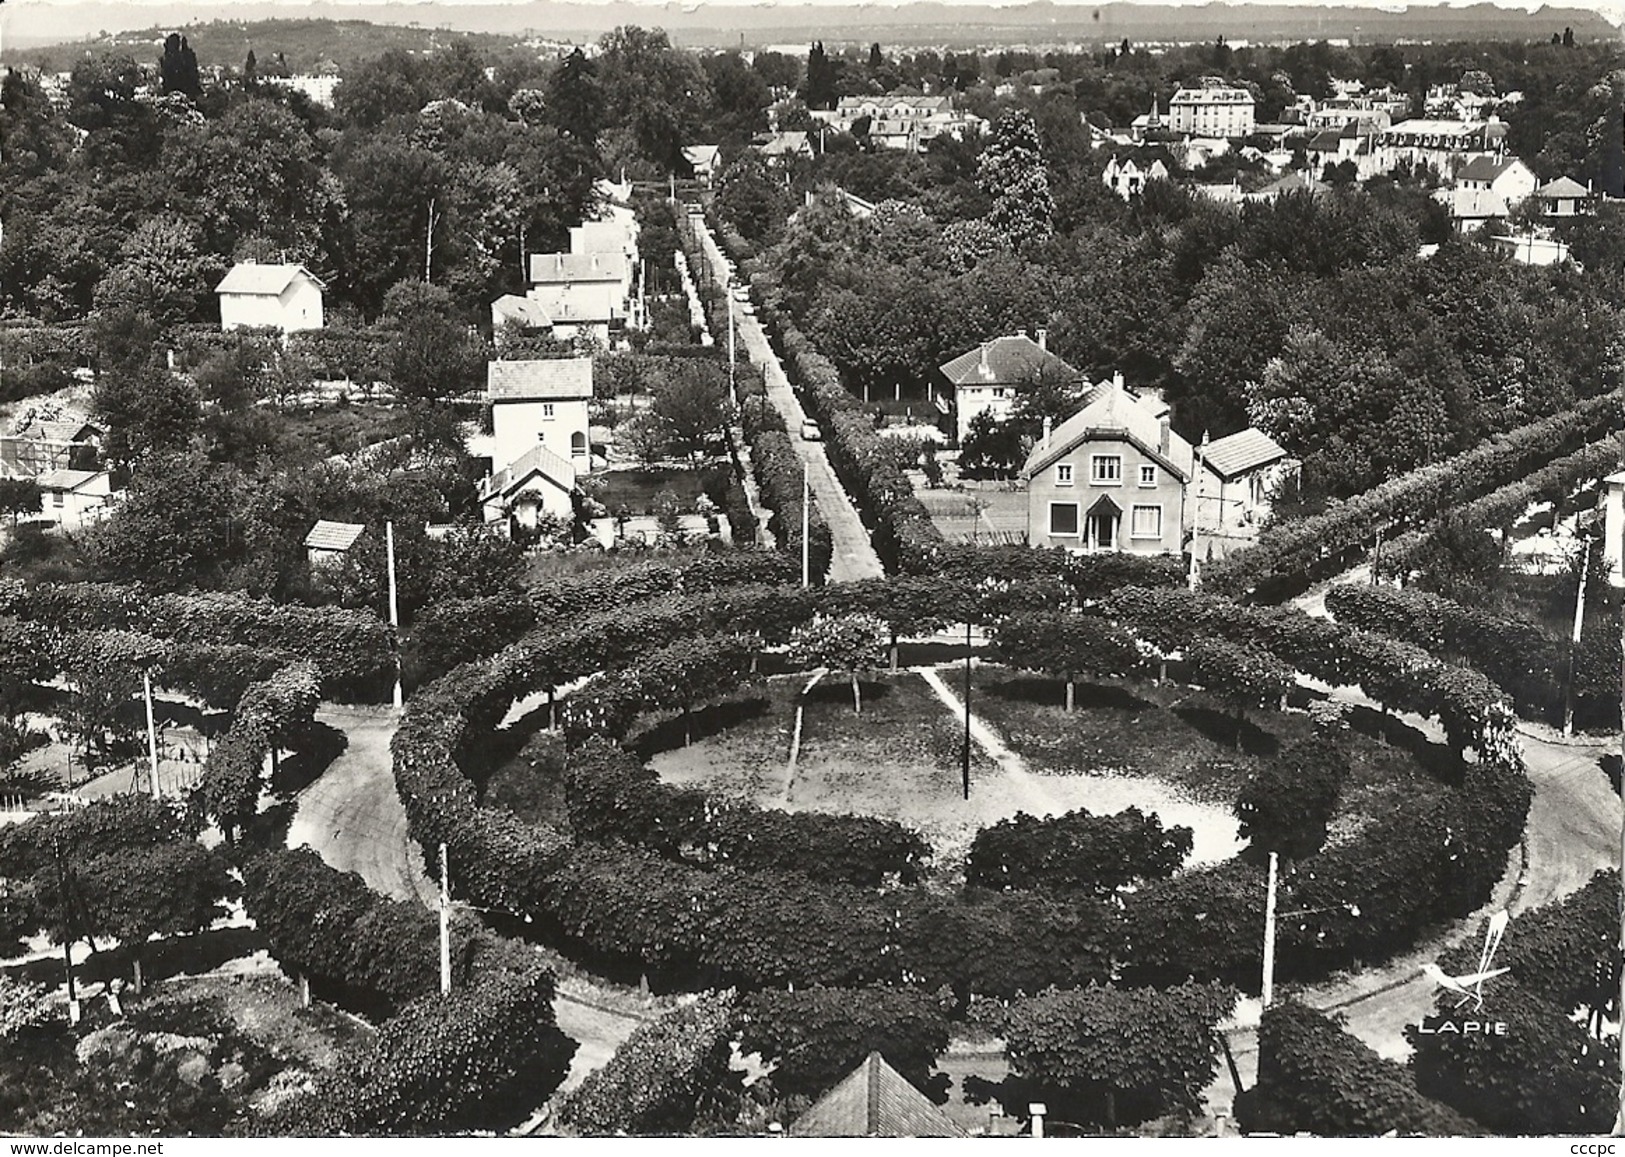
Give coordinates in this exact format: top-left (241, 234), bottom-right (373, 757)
top-left (1, 0), bottom-right (1624, 1139)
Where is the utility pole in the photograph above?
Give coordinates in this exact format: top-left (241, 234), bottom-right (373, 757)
top-left (962, 619), bottom-right (972, 801)
top-left (53, 837), bottom-right (80, 1025)
top-left (143, 671), bottom-right (159, 799)
top-left (386, 521), bottom-right (403, 711)
top-left (801, 463), bottom-right (810, 589)
top-left (1615, 601), bottom-right (1625, 1137)
top-left (1261, 850), bottom-right (1280, 1008)
top-left (728, 285), bottom-right (737, 408)
top-left (439, 842), bottom-right (452, 996)
top-left (1565, 537), bottom-right (1592, 736)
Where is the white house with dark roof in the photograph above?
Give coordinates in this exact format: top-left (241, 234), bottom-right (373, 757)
top-left (682, 144), bottom-right (721, 184)
top-left (525, 252), bottom-right (633, 344)
top-left (487, 357), bottom-right (594, 477)
top-left (1535, 176), bottom-right (1594, 218)
top-left (1102, 156), bottom-right (1170, 199)
top-left (1448, 156), bottom-right (1537, 232)
top-left (1169, 78), bottom-right (1256, 139)
top-left (939, 332), bottom-right (1078, 444)
top-left (215, 262), bottom-right (325, 333)
top-left (1021, 375), bottom-right (1194, 556)
top-left (1192, 428), bottom-right (1298, 561)
top-left (1377, 118), bottom-right (1509, 177)
top-left (36, 468), bottom-right (116, 531)
top-left (480, 441), bottom-right (578, 529)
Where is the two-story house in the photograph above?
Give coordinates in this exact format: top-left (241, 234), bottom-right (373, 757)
top-left (1102, 156), bottom-right (1171, 200)
top-left (524, 252), bottom-right (633, 346)
top-left (1448, 155), bottom-right (1538, 232)
top-left (488, 357), bottom-right (593, 475)
top-left (1191, 428), bottom-right (1298, 562)
top-left (940, 332), bottom-right (1078, 444)
top-left (1021, 376), bottom-right (1193, 556)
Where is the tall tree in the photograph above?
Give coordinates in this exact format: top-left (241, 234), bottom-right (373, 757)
top-left (545, 48), bottom-right (603, 148)
top-left (977, 108), bottom-right (1055, 253)
top-left (804, 42), bottom-right (838, 110)
top-left (159, 33), bottom-right (201, 99)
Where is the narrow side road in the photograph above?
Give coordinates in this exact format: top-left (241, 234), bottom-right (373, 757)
top-left (692, 214), bottom-right (885, 583)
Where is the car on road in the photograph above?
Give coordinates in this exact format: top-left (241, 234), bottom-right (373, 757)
top-left (801, 419), bottom-right (821, 441)
top-left (730, 284), bottom-right (750, 302)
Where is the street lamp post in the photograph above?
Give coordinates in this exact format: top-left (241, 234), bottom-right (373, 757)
top-left (962, 620), bottom-right (972, 801)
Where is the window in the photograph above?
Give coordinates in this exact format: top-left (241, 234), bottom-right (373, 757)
top-left (1091, 455), bottom-right (1123, 484)
top-left (1131, 504), bottom-right (1163, 539)
top-left (1139, 465), bottom-right (1157, 487)
top-left (50, 491), bottom-right (64, 508)
top-left (1055, 463), bottom-right (1074, 486)
top-left (1049, 503), bottom-right (1080, 537)
top-left (542, 403), bottom-right (555, 419)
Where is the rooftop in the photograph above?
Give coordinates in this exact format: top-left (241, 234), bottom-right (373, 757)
top-left (1202, 427), bottom-right (1289, 478)
top-left (304, 520), bottom-right (366, 552)
top-left (527, 252), bottom-right (630, 285)
top-left (1024, 376), bottom-right (1194, 481)
top-left (790, 1053), bottom-right (964, 1139)
top-left (215, 262), bottom-right (325, 296)
top-left (487, 357), bottom-right (594, 402)
top-left (940, 334), bottom-right (1077, 387)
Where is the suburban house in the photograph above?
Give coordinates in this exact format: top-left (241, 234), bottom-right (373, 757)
top-left (1102, 156), bottom-right (1170, 199)
top-left (488, 357), bottom-right (594, 478)
top-left (1376, 118), bottom-right (1509, 177)
top-left (1535, 176), bottom-right (1594, 218)
top-left (1305, 93), bottom-right (1405, 133)
top-left (809, 94), bottom-right (984, 152)
top-left (1305, 122), bottom-right (1383, 180)
top-left (1489, 232), bottom-right (1575, 266)
top-left (939, 332), bottom-right (1078, 444)
top-left (304, 520), bottom-right (365, 570)
top-left (1129, 97), bottom-right (1171, 142)
top-left (215, 262), bottom-right (325, 334)
top-left (0, 416), bottom-right (102, 479)
top-left (35, 468), bottom-right (117, 532)
top-left (1021, 375), bottom-right (1193, 557)
top-left (754, 131), bottom-right (815, 164)
top-left (570, 205), bottom-right (640, 270)
top-left (1169, 78), bottom-right (1256, 138)
top-left (480, 441), bottom-right (578, 530)
top-left (524, 253), bottom-right (633, 345)
top-left (1191, 428), bottom-right (1299, 562)
top-left (1447, 156), bottom-right (1538, 232)
top-left (682, 144), bottom-right (721, 184)
top-left (491, 294), bottom-right (552, 341)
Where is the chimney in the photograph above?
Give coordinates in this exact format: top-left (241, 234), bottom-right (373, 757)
top-left (1037, 327), bottom-right (1048, 352)
top-left (979, 344), bottom-right (991, 380)
top-left (1042, 416), bottom-right (1052, 447)
top-left (1112, 370), bottom-right (1124, 391)
top-left (1160, 414), bottom-right (1171, 457)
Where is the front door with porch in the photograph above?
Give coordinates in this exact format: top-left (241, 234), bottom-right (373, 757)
top-left (1085, 496), bottom-right (1120, 552)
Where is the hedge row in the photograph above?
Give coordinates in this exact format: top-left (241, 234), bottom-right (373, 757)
top-left (193, 662), bottom-right (321, 840)
top-left (397, 576), bottom-right (1530, 999)
top-left (560, 634), bottom-right (760, 747)
top-left (740, 397), bottom-right (833, 583)
top-left (710, 216), bottom-right (942, 574)
top-left (1204, 392), bottom-right (1625, 601)
top-left (677, 214), bottom-right (832, 584)
top-left (1379, 433), bottom-right (1625, 577)
top-left (1325, 582), bottom-right (1618, 727)
top-left (406, 552), bottom-right (798, 682)
top-left (966, 807), bottom-right (1192, 897)
top-left (564, 738), bottom-right (931, 886)
top-left (0, 581), bottom-right (393, 700)
top-left (1238, 1002), bottom-right (1482, 1136)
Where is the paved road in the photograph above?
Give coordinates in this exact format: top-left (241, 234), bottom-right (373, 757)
top-left (1203, 576), bottom-right (1623, 1117)
top-left (692, 215), bottom-right (885, 583)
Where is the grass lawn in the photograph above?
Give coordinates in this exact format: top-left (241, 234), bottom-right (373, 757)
top-left (520, 541), bottom-right (718, 586)
top-left (590, 468), bottom-right (707, 516)
top-left (968, 666), bottom-right (1450, 846)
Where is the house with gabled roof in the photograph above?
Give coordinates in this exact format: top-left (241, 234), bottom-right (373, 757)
top-left (755, 130), bottom-right (814, 164)
top-left (1022, 375), bottom-right (1193, 556)
top-left (304, 520), bottom-right (366, 571)
top-left (487, 357), bottom-right (594, 477)
top-left (36, 468), bottom-right (117, 532)
top-left (1192, 428), bottom-right (1298, 561)
top-left (0, 416), bottom-right (102, 479)
top-left (940, 331), bottom-right (1079, 444)
top-left (215, 262), bottom-right (325, 334)
top-left (1102, 155), bottom-right (1170, 200)
top-left (1448, 155), bottom-right (1537, 232)
top-left (682, 144), bottom-right (721, 184)
top-left (790, 1052), bottom-right (964, 1138)
top-left (525, 252), bottom-right (633, 345)
top-left (491, 294), bottom-right (552, 340)
top-left (480, 440), bottom-right (577, 529)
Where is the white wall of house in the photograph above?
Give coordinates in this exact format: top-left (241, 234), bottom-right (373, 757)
top-left (221, 277), bottom-right (324, 333)
top-left (40, 475), bottom-right (114, 532)
top-left (956, 383), bottom-right (1017, 444)
top-left (492, 397), bottom-right (591, 472)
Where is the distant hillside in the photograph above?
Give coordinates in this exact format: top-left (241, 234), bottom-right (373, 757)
top-left (9, 1), bottom-right (1622, 60)
top-left (10, 18), bottom-right (560, 73)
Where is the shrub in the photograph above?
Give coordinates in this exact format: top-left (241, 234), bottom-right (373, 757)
top-left (1239, 1002), bottom-right (1480, 1136)
top-left (1234, 736), bottom-right (1351, 862)
top-left (967, 808), bottom-right (1193, 897)
top-left (1004, 982), bottom-right (1237, 1128)
top-left (558, 991), bottom-right (738, 1136)
top-left (737, 985), bottom-right (952, 1101)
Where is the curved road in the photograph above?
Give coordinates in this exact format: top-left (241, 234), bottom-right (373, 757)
top-left (1203, 574), bottom-right (1622, 1117)
top-left (286, 704), bottom-right (647, 1104)
top-left (691, 213), bottom-right (885, 584)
